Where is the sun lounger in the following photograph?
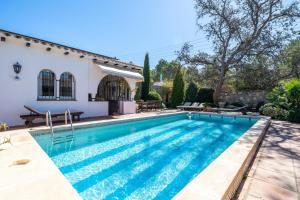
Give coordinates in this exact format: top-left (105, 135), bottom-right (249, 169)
top-left (20, 105), bottom-right (83, 127)
top-left (185, 102), bottom-right (200, 110)
top-left (211, 106), bottom-right (248, 115)
top-left (177, 102), bottom-right (192, 109)
top-left (190, 103), bottom-right (205, 111)
top-left (177, 102), bottom-right (202, 111)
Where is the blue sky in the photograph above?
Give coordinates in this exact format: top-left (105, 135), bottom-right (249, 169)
top-left (0, 0), bottom-right (298, 68)
top-left (0, 0), bottom-right (206, 67)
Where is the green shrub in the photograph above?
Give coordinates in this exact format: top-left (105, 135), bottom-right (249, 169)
top-left (259, 104), bottom-right (289, 120)
top-left (185, 81), bottom-right (198, 102)
top-left (284, 79), bottom-right (300, 106)
top-left (147, 90), bottom-right (162, 101)
top-left (267, 83), bottom-right (291, 109)
top-left (197, 88), bottom-right (214, 103)
top-left (288, 107), bottom-right (300, 123)
top-left (171, 68), bottom-right (185, 107)
top-left (263, 79), bottom-right (300, 122)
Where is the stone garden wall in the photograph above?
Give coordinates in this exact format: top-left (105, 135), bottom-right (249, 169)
top-left (220, 90), bottom-right (267, 106)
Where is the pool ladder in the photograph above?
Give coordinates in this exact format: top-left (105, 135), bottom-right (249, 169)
top-left (48, 109), bottom-right (75, 145)
top-left (46, 111), bottom-right (54, 137)
top-left (187, 112), bottom-right (192, 120)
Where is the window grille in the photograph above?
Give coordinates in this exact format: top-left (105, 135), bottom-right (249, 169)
top-left (59, 72), bottom-right (75, 100)
top-left (38, 70), bottom-right (56, 100)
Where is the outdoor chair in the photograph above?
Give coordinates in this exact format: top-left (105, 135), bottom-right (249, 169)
top-left (177, 102), bottom-right (199, 110)
top-left (177, 102), bottom-right (192, 110)
top-left (184, 102), bottom-right (200, 111)
top-left (177, 102), bottom-right (192, 109)
top-left (20, 105), bottom-right (83, 127)
top-left (191, 103), bottom-right (205, 111)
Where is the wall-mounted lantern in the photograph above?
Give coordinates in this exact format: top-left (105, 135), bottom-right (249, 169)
top-left (13, 62), bottom-right (22, 80)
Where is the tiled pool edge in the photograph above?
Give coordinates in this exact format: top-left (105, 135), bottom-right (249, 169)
top-left (1, 112), bottom-right (269, 200)
top-left (173, 116), bottom-right (271, 200)
top-left (222, 118), bottom-right (270, 200)
top-left (29, 111), bottom-right (261, 136)
top-left (28, 111), bottom-right (188, 135)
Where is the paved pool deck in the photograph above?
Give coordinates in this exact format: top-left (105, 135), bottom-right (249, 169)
top-left (237, 121), bottom-right (300, 200)
top-left (1, 111), bottom-right (297, 200)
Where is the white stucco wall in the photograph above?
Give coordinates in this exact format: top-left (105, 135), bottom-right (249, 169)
top-left (119, 101), bottom-right (137, 114)
top-left (0, 34), bottom-right (138, 126)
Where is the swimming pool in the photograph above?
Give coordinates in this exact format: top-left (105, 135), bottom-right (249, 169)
top-left (33, 113), bottom-right (257, 200)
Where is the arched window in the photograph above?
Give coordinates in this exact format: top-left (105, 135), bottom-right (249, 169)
top-left (38, 70), bottom-right (56, 100)
top-left (59, 72), bottom-right (75, 100)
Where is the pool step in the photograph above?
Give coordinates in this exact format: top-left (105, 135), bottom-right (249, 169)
top-left (52, 134), bottom-right (74, 145)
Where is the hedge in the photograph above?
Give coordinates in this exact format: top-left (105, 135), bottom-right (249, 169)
top-left (197, 88), bottom-right (214, 103)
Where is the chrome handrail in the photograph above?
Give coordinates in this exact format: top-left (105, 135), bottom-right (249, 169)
top-left (47, 111), bottom-right (54, 137)
top-left (67, 109), bottom-right (74, 135)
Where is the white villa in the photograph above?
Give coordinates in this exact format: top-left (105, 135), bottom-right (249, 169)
top-left (0, 29), bottom-right (143, 126)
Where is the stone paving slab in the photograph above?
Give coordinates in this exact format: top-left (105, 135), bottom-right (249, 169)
top-left (237, 121), bottom-right (300, 200)
top-left (0, 130), bottom-right (82, 200)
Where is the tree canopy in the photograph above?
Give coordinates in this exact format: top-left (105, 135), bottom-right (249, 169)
top-left (281, 39), bottom-right (300, 79)
top-left (177, 0), bottom-right (300, 103)
top-left (234, 56), bottom-right (278, 91)
top-left (152, 59), bottom-right (181, 82)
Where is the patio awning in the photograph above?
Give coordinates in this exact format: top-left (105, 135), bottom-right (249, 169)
top-left (97, 65), bottom-right (144, 81)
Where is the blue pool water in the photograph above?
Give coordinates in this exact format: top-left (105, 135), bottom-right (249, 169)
top-left (33, 113), bottom-right (257, 200)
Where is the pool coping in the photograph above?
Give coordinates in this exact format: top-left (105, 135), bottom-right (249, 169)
top-left (0, 128), bottom-right (82, 200)
top-left (28, 111), bottom-right (188, 135)
top-left (174, 113), bottom-right (271, 200)
top-left (0, 112), bottom-right (270, 200)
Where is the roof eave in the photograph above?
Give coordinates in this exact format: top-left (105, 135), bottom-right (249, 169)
top-left (0, 29), bottom-right (143, 70)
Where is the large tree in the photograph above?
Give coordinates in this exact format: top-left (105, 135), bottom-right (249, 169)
top-left (152, 59), bottom-right (181, 82)
top-left (184, 65), bottom-right (202, 84)
top-left (234, 56), bottom-right (278, 91)
top-left (178, 0), bottom-right (299, 103)
top-left (141, 53), bottom-right (150, 100)
top-left (281, 39), bottom-right (300, 79)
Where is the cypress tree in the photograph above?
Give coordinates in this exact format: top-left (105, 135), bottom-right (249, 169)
top-left (185, 81), bottom-right (198, 102)
top-left (171, 68), bottom-right (185, 107)
top-left (141, 53), bottom-right (150, 100)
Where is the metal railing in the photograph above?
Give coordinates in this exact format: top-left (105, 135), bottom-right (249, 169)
top-left (47, 109), bottom-right (75, 146)
top-left (46, 111), bottom-right (54, 137)
top-left (66, 109), bottom-right (74, 135)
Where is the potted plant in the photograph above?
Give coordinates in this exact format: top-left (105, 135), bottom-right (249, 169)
top-left (0, 123), bottom-right (9, 132)
top-left (0, 136), bottom-right (11, 148)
